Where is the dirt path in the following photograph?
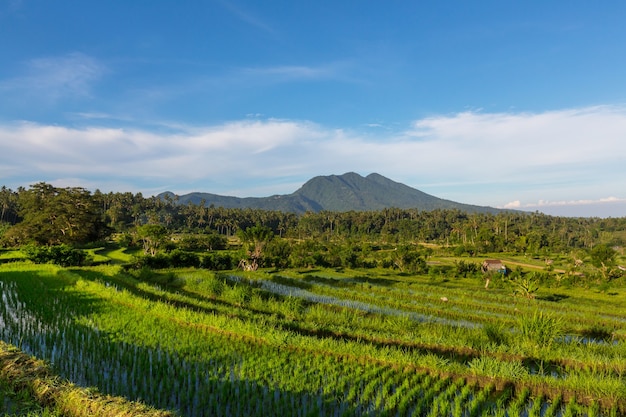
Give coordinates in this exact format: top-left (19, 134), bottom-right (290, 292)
top-left (501, 259), bottom-right (567, 274)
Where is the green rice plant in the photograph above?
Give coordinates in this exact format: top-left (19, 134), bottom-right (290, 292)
top-left (467, 356), bottom-right (528, 379)
top-left (304, 302), bottom-right (334, 329)
top-left (358, 374), bottom-right (382, 407)
top-left (517, 309), bottom-right (563, 349)
top-left (426, 378), bottom-right (463, 417)
top-left (506, 387), bottom-right (531, 417)
top-left (378, 372), bottom-right (423, 417)
top-left (560, 366), bottom-right (626, 403)
top-left (608, 405), bottom-right (621, 417)
top-left (203, 274), bottom-right (226, 296)
top-left (4, 263), bottom-right (626, 416)
top-left (527, 394), bottom-right (544, 417)
top-left (395, 375), bottom-right (433, 416)
top-left (450, 382), bottom-right (475, 417)
top-left (562, 396), bottom-right (586, 417)
top-left (467, 383), bottom-right (493, 417)
top-left (482, 322), bottom-right (509, 346)
top-left (542, 393), bottom-right (562, 417)
top-left (491, 385), bottom-right (513, 417)
top-left (426, 394), bottom-right (449, 417)
top-left (0, 340), bottom-right (174, 417)
top-left (384, 313), bottom-right (418, 336)
top-left (416, 353), bottom-right (450, 370)
top-left (279, 295), bottom-right (305, 320)
top-left (587, 400), bottom-right (600, 417)
top-left (222, 282), bottom-right (253, 306)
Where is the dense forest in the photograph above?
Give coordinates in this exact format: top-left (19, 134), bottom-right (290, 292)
top-left (1, 183), bottom-right (624, 280)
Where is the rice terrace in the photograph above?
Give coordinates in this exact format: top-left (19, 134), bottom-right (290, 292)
top-left (1, 183), bottom-right (626, 416)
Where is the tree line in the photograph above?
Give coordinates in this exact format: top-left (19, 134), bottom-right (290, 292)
top-left (1, 183), bottom-right (624, 282)
top-left (2, 183), bottom-right (624, 251)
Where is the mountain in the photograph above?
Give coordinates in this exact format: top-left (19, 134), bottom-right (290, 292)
top-left (159, 172), bottom-right (503, 214)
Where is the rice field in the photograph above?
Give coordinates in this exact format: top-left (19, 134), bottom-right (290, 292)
top-left (1, 260), bottom-right (625, 416)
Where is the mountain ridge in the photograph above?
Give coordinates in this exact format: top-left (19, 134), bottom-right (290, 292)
top-left (159, 172), bottom-right (504, 214)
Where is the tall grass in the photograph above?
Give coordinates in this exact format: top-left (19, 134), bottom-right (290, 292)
top-left (518, 309), bottom-right (563, 349)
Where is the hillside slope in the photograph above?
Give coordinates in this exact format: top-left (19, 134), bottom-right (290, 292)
top-left (159, 172), bottom-right (502, 214)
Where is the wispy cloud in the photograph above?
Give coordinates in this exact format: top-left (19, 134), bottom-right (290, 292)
top-left (238, 61), bottom-right (353, 85)
top-left (216, 0), bottom-right (276, 35)
top-left (243, 65), bottom-right (334, 79)
top-left (0, 52), bottom-right (104, 102)
top-left (505, 196), bottom-right (626, 209)
top-left (0, 0), bottom-right (24, 16)
top-left (97, 60), bottom-right (351, 114)
top-left (1, 105), bottom-right (625, 217)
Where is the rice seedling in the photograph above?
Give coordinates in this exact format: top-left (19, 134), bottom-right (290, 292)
top-left (466, 383), bottom-right (494, 417)
top-left (542, 393), bottom-right (563, 417)
top-left (2, 262), bottom-right (626, 416)
top-left (506, 387), bottom-right (531, 417)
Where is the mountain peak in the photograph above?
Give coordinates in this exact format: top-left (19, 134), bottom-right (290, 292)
top-left (159, 173), bottom-right (502, 214)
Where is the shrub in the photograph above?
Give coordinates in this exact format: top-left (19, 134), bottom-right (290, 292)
top-left (22, 244), bottom-right (89, 267)
top-left (454, 260), bottom-right (481, 278)
top-left (178, 234), bottom-right (227, 251)
top-left (511, 274), bottom-right (540, 299)
top-left (169, 249), bottom-right (200, 268)
top-left (263, 239), bottom-right (292, 268)
top-left (134, 253), bottom-right (171, 269)
top-left (201, 252), bottom-right (235, 270)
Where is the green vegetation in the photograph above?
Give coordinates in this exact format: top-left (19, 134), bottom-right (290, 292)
top-left (0, 182), bottom-right (625, 415)
top-left (0, 339), bottom-right (173, 416)
top-left (1, 258), bottom-right (625, 415)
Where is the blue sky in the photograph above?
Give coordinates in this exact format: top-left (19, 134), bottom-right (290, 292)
top-left (1, 1), bottom-right (626, 217)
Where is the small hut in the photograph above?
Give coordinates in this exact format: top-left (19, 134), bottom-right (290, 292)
top-left (481, 260), bottom-right (508, 289)
top-left (481, 259), bottom-right (507, 274)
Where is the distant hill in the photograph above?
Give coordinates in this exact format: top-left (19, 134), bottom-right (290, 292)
top-left (159, 172), bottom-right (503, 214)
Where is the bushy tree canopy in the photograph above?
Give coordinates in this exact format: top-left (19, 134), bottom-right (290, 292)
top-left (3, 183), bottom-right (106, 245)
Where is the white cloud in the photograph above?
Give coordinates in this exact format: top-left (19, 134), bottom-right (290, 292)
top-left (503, 200), bottom-right (521, 209)
top-left (505, 197), bottom-right (626, 209)
top-left (1, 105), bottom-right (625, 216)
top-left (0, 119), bottom-right (330, 189)
top-left (397, 106), bottom-right (626, 200)
top-left (406, 106), bottom-right (626, 170)
top-left (503, 197), bottom-right (626, 217)
top-left (0, 52), bottom-right (104, 101)
top-left (536, 197), bottom-right (626, 207)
